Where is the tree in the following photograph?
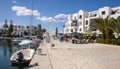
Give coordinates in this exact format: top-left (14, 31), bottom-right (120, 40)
top-left (55, 27), bottom-right (58, 36)
top-left (8, 20), bottom-right (14, 37)
top-left (0, 29), bottom-right (2, 36)
top-left (3, 19), bottom-right (8, 28)
top-left (37, 24), bottom-right (42, 36)
top-left (24, 31), bottom-right (29, 36)
top-left (91, 17), bottom-right (112, 43)
top-left (41, 28), bottom-right (46, 33)
top-left (109, 18), bottom-right (120, 38)
top-left (38, 24), bottom-right (42, 31)
top-left (2, 19), bottom-right (9, 37)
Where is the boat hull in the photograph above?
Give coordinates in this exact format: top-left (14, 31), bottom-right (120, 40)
top-left (10, 49), bottom-right (35, 65)
top-left (11, 59), bottom-right (31, 65)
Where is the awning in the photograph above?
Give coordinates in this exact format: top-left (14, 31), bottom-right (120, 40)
top-left (71, 32), bottom-right (80, 36)
top-left (59, 33), bottom-right (64, 37)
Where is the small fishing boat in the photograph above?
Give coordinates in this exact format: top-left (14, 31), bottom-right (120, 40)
top-left (10, 40), bottom-right (36, 65)
top-left (29, 36), bottom-right (41, 44)
top-left (19, 40), bottom-right (37, 49)
top-left (0, 37), bottom-right (4, 40)
top-left (10, 49), bottom-right (35, 65)
top-left (12, 36), bottom-right (30, 45)
top-left (12, 38), bottom-right (22, 45)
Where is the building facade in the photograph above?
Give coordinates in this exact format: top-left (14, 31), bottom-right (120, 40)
top-left (64, 6), bottom-right (120, 34)
top-left (2, 24), bottom-right (37, 37)
top-left (12, 25), bottom-right (25, 36)
top-left (24, 25), bottom-right (37, 35)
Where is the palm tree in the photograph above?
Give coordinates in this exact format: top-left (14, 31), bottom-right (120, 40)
top-left (3, 19), bottom-right (8, 28)
top-left (55, 27), bottom-right (58, 37)
top-left (109, 18), bottom-right (120, 38)
top-left (91, 17), bottom-right (112, 43)
top-left (8, 20), bottom-right (14, 37)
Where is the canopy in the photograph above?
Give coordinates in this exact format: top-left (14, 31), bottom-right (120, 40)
top-left (19, 40), bottom-right (36, 45)
top-left (59, 33), bottom-right (64, 37)
top-left (71, 32), bottom-right (80, 36)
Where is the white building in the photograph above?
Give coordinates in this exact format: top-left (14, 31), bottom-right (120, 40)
top-left (24, 25), bottom-right (37, 35)
top-left (2, 24), bottom-right (37, 36)
top-left (13, 25), bottom-right (25, 36)
top-left (64, 6), bottom-right (120, 34)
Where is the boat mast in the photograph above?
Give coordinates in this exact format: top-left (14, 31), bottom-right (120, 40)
top-left (30, 0), bottom-right (34, 36)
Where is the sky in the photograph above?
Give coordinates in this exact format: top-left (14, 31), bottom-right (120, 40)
top-left (0, 0), bottom-right (120, 32)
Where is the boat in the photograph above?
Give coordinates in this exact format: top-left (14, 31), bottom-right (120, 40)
top-left (12, 38), bottom-right (22, 45)
top-left (19, 40), bottom-right (37, 49)
top-left (29, 36), bottom-right (41, 44)
top-left (12, 36), bottom-right (31, 45)
top-left (21, 36), bottom-right (31, 40)
top-left (10, 40), bottom-right (36, 65)
top-left (10, 49), bottom-right (35, 65)
top-left (0, 37), bottom-right (4, 40)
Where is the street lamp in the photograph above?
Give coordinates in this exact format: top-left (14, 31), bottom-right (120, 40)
top-left (49, 19), bottom-right (53, 43)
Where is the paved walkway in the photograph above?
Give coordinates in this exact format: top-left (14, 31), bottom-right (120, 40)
top-left (29, 40), bottom-right (120, 69)
top-left (29, 42), bottom-right (52, 69)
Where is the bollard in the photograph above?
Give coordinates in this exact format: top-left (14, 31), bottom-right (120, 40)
top-left (51, 43), bottom-right (55, 47)
top-left (37, 48), bottom-right (42, 55)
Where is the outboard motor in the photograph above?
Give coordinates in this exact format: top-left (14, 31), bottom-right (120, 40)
top-left (17, 52), bottom-right (23, 62)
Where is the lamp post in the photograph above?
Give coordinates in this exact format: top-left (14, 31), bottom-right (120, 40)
top-left (49, 19), bottom-right (53, 43)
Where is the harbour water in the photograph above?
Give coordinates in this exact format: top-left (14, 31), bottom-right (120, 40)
top-left (0, 39), bottom-right (28, 69)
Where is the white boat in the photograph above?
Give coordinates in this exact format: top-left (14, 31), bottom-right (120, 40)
top-left (29, 36), bottom-right (41, 44)
top-left (12, 36), bottom-right (32, 45)
top-left (21, 36), bottom-right (30, 40)
top-left (10, 49), bottom-right (35, 65)
top-left (19, 40), bottom-right (37, 49)
top-left (12, 38), bottom-right (21, 44)
top-left (0, 37), bottom-right (4, 40)
top-left (10, 40), bottom-right (36, 65)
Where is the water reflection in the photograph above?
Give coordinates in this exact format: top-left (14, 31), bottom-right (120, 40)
top-left (0, 39), bottom-right (28, 69)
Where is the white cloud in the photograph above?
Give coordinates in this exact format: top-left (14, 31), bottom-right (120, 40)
top-left (54, 14), bottom-right (68, 23)
top-left (36, 14), bottom-right (67, 23)
top-left (36, 16), bottom-right (56, 23)
top-left (54, 14), bottom-right (68, 19)
top-left (12, 6), bottom-right (67, 23)
top-left (12, 5), bottom-right (40, 17)
top-left (55, 19), bottom-right (66, 23)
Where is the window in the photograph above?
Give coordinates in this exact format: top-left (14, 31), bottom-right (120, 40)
top-left (34, 27), bottom-right (37, 29)
top-left (27, 26), bottom-right (29, 28)
top-left (86, 20), bottom-right (88, 25)
top-left (71, 29), bottom-right (73, 32)
top-left (79, 15), bottom-right (82, 19)
top-left (71, 21), bottom-right (77, 27)
top-left (111, 11), bottom-right (117, 15)
top-left (102, 11), bottom-right (105, 15)
top-left (79, 28), bottom-right (82, 31)
top-left (94, 14), bottom-right (97, 16)
top-left (18, 26), bottom-right (21, 28)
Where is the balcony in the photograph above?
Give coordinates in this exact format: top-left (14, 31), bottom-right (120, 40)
top-left (90, 14), bottom-right (99, 19)
top-left (89, 11), bottom-right (99, 19)
top-left (71, 20), bottom-right (78, 27)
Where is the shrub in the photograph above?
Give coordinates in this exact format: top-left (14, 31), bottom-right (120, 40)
top-left (108, 39), bottom-right (120, 45)
top-left (96, 38), bottom-right (105, 43)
